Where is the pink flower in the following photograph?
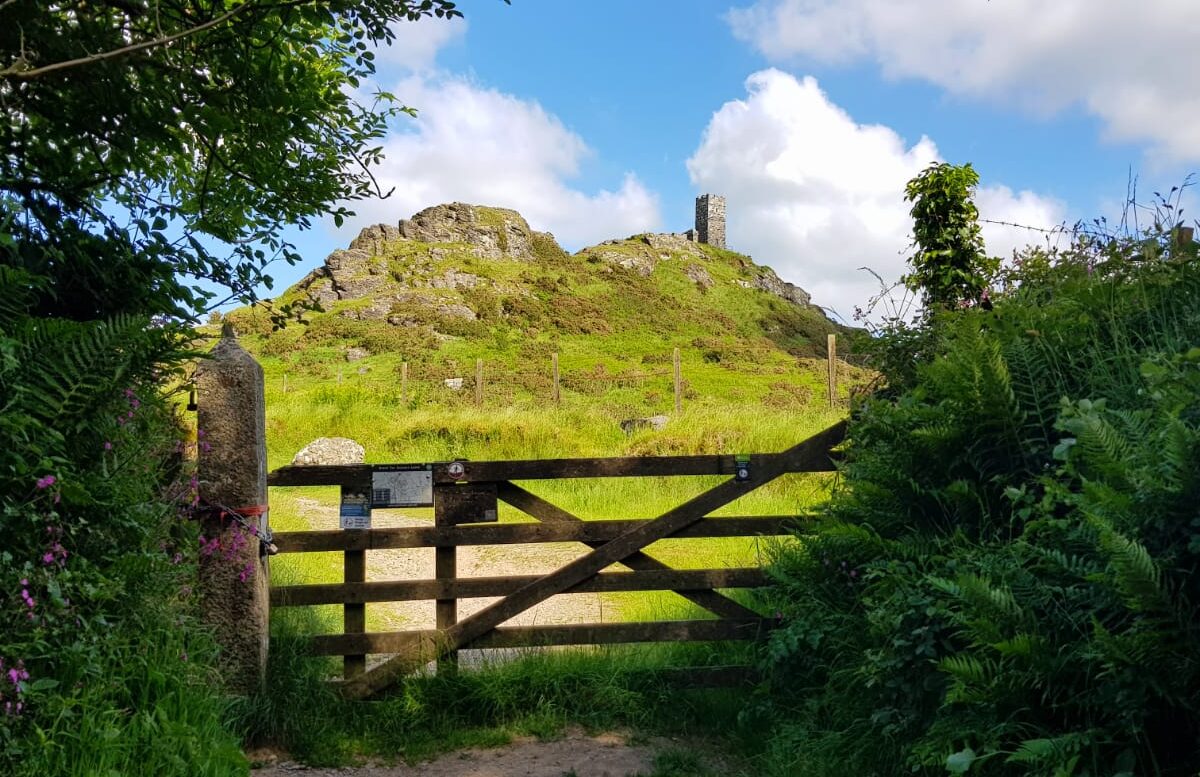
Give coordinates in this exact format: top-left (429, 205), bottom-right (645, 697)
top-left (103, 441), bottom-right (113, 451)
top-left (41, 553), bottom-right (54, 565)
top-left (35, 475), bottom-right (56, 490)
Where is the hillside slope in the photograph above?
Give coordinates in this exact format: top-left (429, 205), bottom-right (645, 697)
top-left (225, 203), bottom-right (864, 432)
top-left (231, 202), bottom-right (847, 350)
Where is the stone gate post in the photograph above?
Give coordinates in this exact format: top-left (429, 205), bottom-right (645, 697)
top-left (195, 323), bottom-right (270, 694)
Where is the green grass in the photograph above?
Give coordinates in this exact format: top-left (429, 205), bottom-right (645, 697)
top-left (265, 399), bottom-right (841, 624)
top-left (239, 594), bottom-right (760, 770)
top-left (11, 603), bottom-right (248, 777)
top-left (249, 381), bottom-right (841, 768)
top-left (642, 748), bottom-right (722, 777)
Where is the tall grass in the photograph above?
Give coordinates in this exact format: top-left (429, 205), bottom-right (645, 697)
top-left (238, 591), bottom-right (759, 770)
top-left (11, 594), bottom-right (247, 777)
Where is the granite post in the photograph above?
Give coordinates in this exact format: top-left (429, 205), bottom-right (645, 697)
top-left (196, 324), bottom-right (270, 694)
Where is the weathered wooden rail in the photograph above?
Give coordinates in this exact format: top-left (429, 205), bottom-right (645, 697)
top-left (267, 421), bottom-right (844, 699)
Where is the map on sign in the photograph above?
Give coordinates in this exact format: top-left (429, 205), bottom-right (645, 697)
top-left (371, 464), bottom-right (434, 508)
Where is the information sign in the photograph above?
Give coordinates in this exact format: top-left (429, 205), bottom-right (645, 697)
top-left (371, 464), bottom-right (434, 508)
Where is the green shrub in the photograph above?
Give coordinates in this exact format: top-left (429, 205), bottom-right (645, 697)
top-left (761, 230), bottom-right (1200, 776)
top-left (304, 312), bottom-right (369, 345)
top-left (0, 267), bottom-right (245, 775)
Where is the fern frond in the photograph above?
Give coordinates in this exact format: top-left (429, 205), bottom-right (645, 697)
top-left (0, 266), bottom-right (43, 327)
top-left (1155, 417), bottom-right (1194, 493)
top-left (1006, 733), bottom-right (1088, 767)
top-left (1065, 407), bottom-right (1134, 488)
top-left (939, 654), bottom-right (994, 685)
top-left (939, 653), bottom-right (1000, 704)
top-left (991, 632), bottom-right (1043, 659)
top-left (1025, 545), bottom-right (1102, 580)
top-left (14, 313), bottom-right (153, 427)
top-left (1002, 336), bottom-right (1059, 462)
top-left (1087, 516), bottom-right (1164, 612)
top-left (955, 573), bottom-right (1022, 620)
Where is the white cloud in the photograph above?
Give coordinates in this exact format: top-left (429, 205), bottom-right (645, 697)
top-left (342, 73), bottom-right (660, 249)
top-left (687, 69), bottom-right (1064, 320)
top-left (978, 185), bottom-right (1070, 260)
top-left (728, 0), bottom-right (1200, 165)
top-left (375, 16), bottom-right (467, 72)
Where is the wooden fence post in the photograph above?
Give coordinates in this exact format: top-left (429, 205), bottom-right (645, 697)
top-left (282, 373), bottom-right (288, 394)
top-left (552, 353), bottom-right (561, 406)
top-left (433, 487), bottom-right (458, 672)
top-left (343, 531), bottom-right (366, 680)
top-left (195, 323), bottom-right (269, 694)
top-left (673, 347), bottom-right (682, 415)
top-left (475, 358), bottom-right (484, 408)
top-left (1174, 225), bottom-right (1195, 254)
top-left (827, 334), bottom-right (837, 407)
top-left (337, 367), bottom-right (343, 385)
top-left (401, 361), bottom-right (409, 405)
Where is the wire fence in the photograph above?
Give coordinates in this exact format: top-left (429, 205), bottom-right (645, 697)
top-left (273, 339), bottom-right (862, 413)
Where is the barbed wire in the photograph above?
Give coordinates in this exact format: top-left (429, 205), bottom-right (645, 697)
top-left (979, 217), bottom-right (1074, 235)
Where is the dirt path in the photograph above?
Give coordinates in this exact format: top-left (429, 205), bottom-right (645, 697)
top-left (293, 498), bottom-right (615, 663)
top-left (250, 729), bottom-right (709, 777)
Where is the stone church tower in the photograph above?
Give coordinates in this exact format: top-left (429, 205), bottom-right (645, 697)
top-left (694, 194), bottom-right (726, 249)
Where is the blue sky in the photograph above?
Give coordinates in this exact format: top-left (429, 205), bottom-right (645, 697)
top-left (269, 0), bottom-right (1199, 322)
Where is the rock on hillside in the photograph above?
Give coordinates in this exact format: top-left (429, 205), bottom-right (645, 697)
top-left (293, 203), bottom-right (552, 309)
top-left (293, 203), bottom-right (816, 313)
top-left (231, 202), bottom-right (845, 359)
top-left (579, 232), bottom-right (811, 306)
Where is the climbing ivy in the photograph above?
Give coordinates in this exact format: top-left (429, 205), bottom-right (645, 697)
top-left (904, 162), bottom-right (998, 310)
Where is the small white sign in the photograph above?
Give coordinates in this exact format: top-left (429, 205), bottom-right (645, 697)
top-left (339, 490), bottom-right (371, 530)
top-left (372, 465), bottom-right (434, 508)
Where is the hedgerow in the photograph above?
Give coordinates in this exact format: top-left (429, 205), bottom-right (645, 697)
top-left (760, 221), bottom-right (1200, 775)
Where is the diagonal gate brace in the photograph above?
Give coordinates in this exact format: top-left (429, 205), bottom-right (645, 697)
top-left (496, 482), bottom-right (760, 620)
top-left (339, 421), bottom-right (845, 699)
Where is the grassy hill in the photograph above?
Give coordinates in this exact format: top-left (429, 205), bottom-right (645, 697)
top-left (223, 202), bottom-right (866, 466)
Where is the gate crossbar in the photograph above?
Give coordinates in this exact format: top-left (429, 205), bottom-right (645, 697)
top-left (338, 421), bottom-right (845, 699)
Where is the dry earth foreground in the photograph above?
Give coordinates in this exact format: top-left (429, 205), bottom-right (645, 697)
top-left (250, 728), bottom-right (733, 776)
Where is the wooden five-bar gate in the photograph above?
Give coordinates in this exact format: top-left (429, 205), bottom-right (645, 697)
top-left (266, 422), bottom-right (844, 699)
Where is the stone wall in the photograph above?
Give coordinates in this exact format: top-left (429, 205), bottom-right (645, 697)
top-left (694, 194), bottom-right (726, 249)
